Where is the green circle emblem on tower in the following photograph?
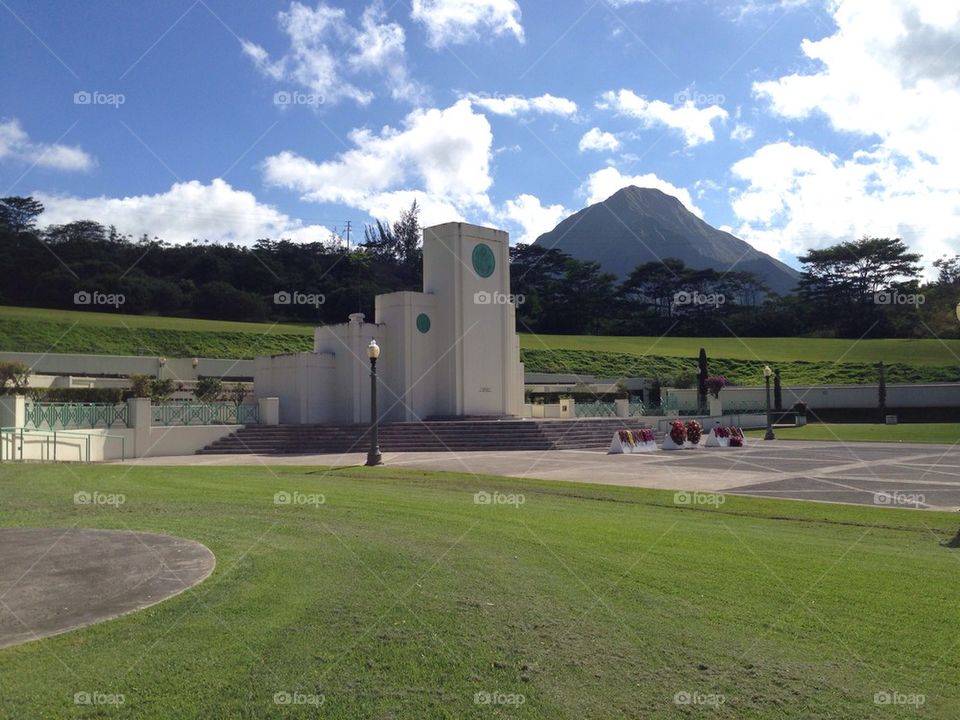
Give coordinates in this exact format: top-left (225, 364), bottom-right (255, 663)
top-left (471, 243), bottom-right (496, 278)
top-left (416, 313), bottom-right (431, 333)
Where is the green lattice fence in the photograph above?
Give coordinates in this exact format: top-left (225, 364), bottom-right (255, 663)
top-left (574, 401), bottom-right (617, 418)
top-left (25, 402), bottom-right (128, 430)
top-left (151, 402), bottom-right (259, 426)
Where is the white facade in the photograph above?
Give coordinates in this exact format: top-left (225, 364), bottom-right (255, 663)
top-left (255, 222), bottom-right (525, 424)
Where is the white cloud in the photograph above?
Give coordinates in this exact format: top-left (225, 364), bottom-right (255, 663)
top-left (242, 1), bottom-right (421, 106)
top-left (262, 100), bottom-right (493, 225)
top-left (730, 123), bottom-right (754, 142)
top-left (467, 93), bottom-right (577, 118)
top-left (500, 193), bottom-right (570, 244)
top-left (411, 0), bottom-right (523, 47)
top-left (598, 89), bottom-right (728, 147)
top-left (578, 127), bottom-right (620, 152)
top-left (581, 167), bottom-right (702, 217)
top-left (36, 178), bottom-right (331, 245)
top-left (349, 4), bottom-right (424, 102)
top-left (737, 0), bottom-right (960, 264)
top-left (0, 119), bottom-right (94, 172)
top-left (731, 141), bottom-right (960, 267)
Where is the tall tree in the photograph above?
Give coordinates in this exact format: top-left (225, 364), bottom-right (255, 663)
top-left (0, 196), bottom-right (44, 232)
top-left (799, 237), bottom-right (921, 336)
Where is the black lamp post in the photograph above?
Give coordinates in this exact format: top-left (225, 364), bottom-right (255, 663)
top-left (763, 365), bottom-right (775, 441)
top-left (365, 339), bottom-right (383, 466)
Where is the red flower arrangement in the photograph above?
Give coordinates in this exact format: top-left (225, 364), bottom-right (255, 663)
top-left (685, 420), bottom-right (702, 444)
top-left (640, 428), bottom-right (655, 443)
top-left (730, 426), bottom-right (744, 439)
top-left (669, 420), bottom-right (687, 445)
top-left (705, 375), bottom-right (728, 398)
top-left (714, 426), bottom-right (731, 438)
top-left (729, 435), bottom-right (743, 447)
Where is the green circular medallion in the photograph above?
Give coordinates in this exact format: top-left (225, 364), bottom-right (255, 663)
top-left (471, 243), bottom-right (496, 278)
top-left (416, 313), bottom-right (431, 333)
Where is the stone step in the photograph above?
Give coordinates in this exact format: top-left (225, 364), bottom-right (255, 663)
top-left (197, 418), bottom-right (660, 455)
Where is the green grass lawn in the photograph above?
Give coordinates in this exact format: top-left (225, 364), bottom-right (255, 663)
top-left (0, 305), bottom-right (315, 334)
top-left (0, 305), bottom-right (314, 359)
top-left (520, 333), bottom-right (960, 366)
top-left (746, 423), bottom-right (960, 444)
top-left (2, 305), bottom-right (959, 385)
top-left (1, 464), bottom-right (959, 718)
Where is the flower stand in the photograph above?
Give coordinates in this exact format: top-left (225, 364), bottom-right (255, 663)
top-left (608, 428), bottom-right (658, 454)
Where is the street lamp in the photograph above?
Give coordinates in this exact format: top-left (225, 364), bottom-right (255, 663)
top-left (365, 339), bottom-right (383, 467)
top-left (763, 365), bottom-right (776, 441)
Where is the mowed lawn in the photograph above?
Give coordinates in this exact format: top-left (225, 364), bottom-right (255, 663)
top-left (1, 465), bottom-right (959, 718)
top-left (746, 423), bottom-right (960, 444)
top-left (519, 333), bottom-right (960, 367)
top-left (0, 305), bottom-right (314, 335)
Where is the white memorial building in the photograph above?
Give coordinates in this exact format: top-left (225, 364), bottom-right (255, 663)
top-left (254, 222), bottom-right (525, 425)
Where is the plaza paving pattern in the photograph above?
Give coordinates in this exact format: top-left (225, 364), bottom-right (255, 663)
top-left (121, 440), bottom-right (960, 510)
top-left (0, 529), bottom-right (215, 649)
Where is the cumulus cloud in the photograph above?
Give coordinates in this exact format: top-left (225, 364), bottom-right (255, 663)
top-left (242, 1), bottom-right (420, 105)
top-left (597, 89), bottom-right (728, 147)
top-left (578, 127), bottom-right (620, 152)
top-left (581, 167), bottom-right (702, 217)
top-left (349, 4), bottom-right (425, 102)
top-left (36, 178), bottom-right (331, 245)
top-left (730, 123), bottom-right (754, 142)
top-left (737, 0), bottom-right (960, 264)
top-left (0, 119), bottom-right (94, 172)
top-left (500, 193), bottom-right (570, 244)
top-left (466, 93), bottom-right (577, 118)
top-left (411, 0), bottom-right (523, 47)
top-left (262, 100), bottom-right (493, 226)
top-left (731, 142), bottom-right (960, 266)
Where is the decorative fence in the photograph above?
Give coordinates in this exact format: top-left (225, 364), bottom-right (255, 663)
top-left (25, 402), bottom-right (128, 430)
top-left (1, 427), bottom-right (126, 463)
top-left (151, 402), bottom-right (259, 426)
top-left (644, 397), bottom-right (702, 417)
top-left (575, 401), bottom-right (617, 418)
top-left (628, 401), bottom-right (645, 417)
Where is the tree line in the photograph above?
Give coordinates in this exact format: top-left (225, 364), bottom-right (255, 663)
top-left (2, 195), bottom-right (957, 338)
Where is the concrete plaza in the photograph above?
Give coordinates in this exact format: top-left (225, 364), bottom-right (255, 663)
top-left (120, 440), bottom-right (960, 511)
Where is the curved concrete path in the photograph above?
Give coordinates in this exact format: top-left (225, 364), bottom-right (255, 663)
top-left (0, 528), bottom-right (215, 649)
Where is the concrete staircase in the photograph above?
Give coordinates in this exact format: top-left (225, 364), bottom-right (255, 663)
top-left (197, 418), bottom-right (661, 455)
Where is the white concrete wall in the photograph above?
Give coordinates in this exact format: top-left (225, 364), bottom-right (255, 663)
top-left (1, 425), bottom-right (239, 461)
top-left (0, 351), bottom-right (253, 381)
top-left (254, 352), bottom-right (337, 424)
top-left (314, 314), bottom-right (380, 425)
top-left (375, 291), bottom-right (439, 422)
top-left (422, 222), bottom-right (523, 418)
top-left (667, 383), bottom-right (960, 410)
top-left (1, 428), bottom-right (132, 462)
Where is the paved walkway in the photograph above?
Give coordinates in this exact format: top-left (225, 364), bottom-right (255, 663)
top-left (0, 528), bottom-right (214, 649)
top-left (118, 440), bottom-right (960, 510)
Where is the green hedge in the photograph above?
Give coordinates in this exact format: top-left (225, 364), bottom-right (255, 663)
top-left (29, 387), bottom-right (127, 403)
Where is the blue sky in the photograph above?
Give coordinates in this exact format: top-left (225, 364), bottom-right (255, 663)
top-left (2, 0), bottom-right (957, 272)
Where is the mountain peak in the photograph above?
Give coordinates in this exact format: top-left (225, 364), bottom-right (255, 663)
top-left (533, 185), bottom-right (799, 294)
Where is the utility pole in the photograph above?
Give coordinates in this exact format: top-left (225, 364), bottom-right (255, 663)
top-left (344, 220), bottom-right (352, 251)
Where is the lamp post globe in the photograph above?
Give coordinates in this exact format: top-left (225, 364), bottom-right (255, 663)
top-left (365, 339), bottom-right (383, 466)
top-left (763, 365), bottom-right (775, 441)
